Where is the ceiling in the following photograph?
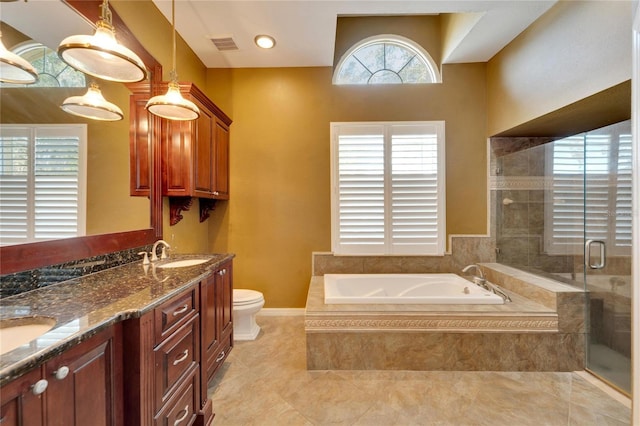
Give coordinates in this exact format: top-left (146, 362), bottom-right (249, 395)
top-left (151, 0), bottom-right (557, 69)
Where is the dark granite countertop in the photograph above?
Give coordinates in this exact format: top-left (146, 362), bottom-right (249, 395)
top-left (0, 253), bottom-right (234, 386)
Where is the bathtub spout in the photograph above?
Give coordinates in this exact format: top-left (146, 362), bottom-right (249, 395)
top-left (484, 281), bottom-right (512, 303)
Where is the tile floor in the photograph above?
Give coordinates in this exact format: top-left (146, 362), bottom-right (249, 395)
top-left (208, 315), bottom-right (631, 425)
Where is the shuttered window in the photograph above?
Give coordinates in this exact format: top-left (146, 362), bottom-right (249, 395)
top-left (331, 122), bottom-right (445, 255)
top-left (544, 124), bottom-right (632, 256)
top-left (0, 125), bottom-right (86, 246)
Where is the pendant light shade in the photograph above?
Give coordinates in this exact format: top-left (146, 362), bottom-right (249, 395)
top-left (61, 83), bottom-right (124, 121)
top-left (57, 0), bottom-right (146, 83)
top-left (146, 81), bottom-right (200, 120)
top-left (0, 35), bottom-right (38, 84)
top-left (145, 0), bottom-right (200, 121)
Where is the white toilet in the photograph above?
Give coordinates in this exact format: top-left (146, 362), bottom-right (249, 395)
top-left (233, 289), bottom-right (265, 341)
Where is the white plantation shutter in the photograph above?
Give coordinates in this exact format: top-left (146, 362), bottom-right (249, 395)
top-left (331, 122), bottom-right (445, 255)
top-left (545, 126), bottom-right (632, 256)
top-left (0, 125), bottom-right (86, 246)
top-left (0, 130), bottom-right (29, 243)
top-left (614, 133), bottom-right (632, 249)
top-left (545, 136), bottom-right (584, 253)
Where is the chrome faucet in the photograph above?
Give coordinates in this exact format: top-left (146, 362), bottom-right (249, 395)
top-left (462, 264), bottom-right (485, 286)
top-left (462, 264), bottom-right (511, 302)
top-left (150, 239), bottom-right (171, 262)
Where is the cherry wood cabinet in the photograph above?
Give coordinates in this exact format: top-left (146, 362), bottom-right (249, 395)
top-left (0, 368), bottom-right (45, 426)
top-left (129, 83), bottom-right (153, 197)
top-left (0, 325), bottom-right (123, 426)
top-left (129, 82), bottom-right (231, 225)
top-left (123, 285), bottom-right (202, 425)
top-left (158, 83), bottom-right (232, 225)
top-left (199, 261), bottom-right (233, 411)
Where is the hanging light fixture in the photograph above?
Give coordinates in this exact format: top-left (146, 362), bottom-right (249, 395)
top-left (145, 0), bottom-right (200, 121)
top-left (61, 82), bottom-right (124, 121)
top-left (57, 0), bottom-right (146, 83)
top-left (0, 32), bottom-right (38, 84)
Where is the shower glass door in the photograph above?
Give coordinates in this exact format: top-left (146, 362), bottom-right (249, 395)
top-left (584, 119), bottom-right (632, 395)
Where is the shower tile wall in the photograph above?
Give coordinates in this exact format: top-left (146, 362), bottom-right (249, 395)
top-left (490, 137), bottom-right (578, 279)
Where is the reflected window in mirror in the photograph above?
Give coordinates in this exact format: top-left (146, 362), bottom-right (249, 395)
top-left (0, 42), bottom-right (85, 88)
top-left (0, 124), bottom-right (87, 246)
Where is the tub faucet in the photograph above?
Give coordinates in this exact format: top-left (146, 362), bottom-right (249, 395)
top-left (462, 264), bottom-right (485, 286)
top-left (151, 239), bottom-right (171, 262)
top-left (462, 264), bottom-right (511, 303)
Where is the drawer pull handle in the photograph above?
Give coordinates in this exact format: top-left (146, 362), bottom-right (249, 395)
top-left (31, 379), bottom-right (48, 395)
top-left (53, 366), bottom-right (69, 380)
top-left (173, 349), bottom-right (189, 366)
top-left (174, 405), bottom-right (189, 425)
top-left (215, 350), bottom-right (225, 363)
top-left (172, 304), bottom-right (189, 316)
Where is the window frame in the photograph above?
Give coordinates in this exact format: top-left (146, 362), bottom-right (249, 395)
top-left (330, 121), bottom-right (446, 256)
top-left (333, 34), bottom-right (442, 85)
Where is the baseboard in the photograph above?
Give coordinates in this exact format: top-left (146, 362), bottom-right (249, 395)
top-left (257, 308), bottom-right (305, 316)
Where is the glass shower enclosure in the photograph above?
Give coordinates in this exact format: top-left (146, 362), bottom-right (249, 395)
top-left (492, 119), bottom-right (632, 394)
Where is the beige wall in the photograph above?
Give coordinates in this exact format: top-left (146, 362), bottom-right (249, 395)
top-left (112, 1), bottom-right (632, 309)
top-left (205, 64), bottom-right (487, 308)
top-left (487, 0), bottom-right (632, 136)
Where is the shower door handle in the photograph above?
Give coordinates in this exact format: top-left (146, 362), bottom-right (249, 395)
top-left (585, 240), bottom-right (606, 269)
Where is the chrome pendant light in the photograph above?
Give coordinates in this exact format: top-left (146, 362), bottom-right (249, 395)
top-left (57, 0), bottom-right (146, 83)
top-left (0, 32), bottom-right (38, 84)
top-left (61, 83), bottom-right (124, 121)
top-left (145, 0), bottom-right (200, 121)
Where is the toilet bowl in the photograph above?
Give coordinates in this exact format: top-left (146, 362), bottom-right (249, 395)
top-left (233, 289), bottom-right (264, 341)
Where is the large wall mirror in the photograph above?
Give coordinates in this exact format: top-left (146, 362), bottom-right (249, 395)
top-left (0, 0), bottom-right (162, 274)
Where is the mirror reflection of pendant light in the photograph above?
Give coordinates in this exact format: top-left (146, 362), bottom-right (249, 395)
top-left (57, 0), bottom-right (146, 83)
top-left (0, 32), bottom-right (38, 84)
top-left (61, 82), bottom-right (124, 121)
top-left (145, 0), bottom-right (200, 121)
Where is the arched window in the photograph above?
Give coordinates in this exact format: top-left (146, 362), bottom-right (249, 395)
top-left (333, 35), bottom-right (441, 85)
top-left (1, 42), bottom-right (85, 88)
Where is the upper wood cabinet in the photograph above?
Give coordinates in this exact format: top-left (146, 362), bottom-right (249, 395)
top-left (129, 83), bottom-right (154, 198)
top-left (130, 82), bottom-right (232, 225)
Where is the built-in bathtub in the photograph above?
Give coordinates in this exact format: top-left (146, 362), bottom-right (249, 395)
top-left (324, 273), bottom-right (504, 305)
top-left (306, 263), bottom-right (586, 372)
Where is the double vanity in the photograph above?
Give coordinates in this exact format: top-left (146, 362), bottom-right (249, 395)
top-left (0, 254), bottom-right (234, 426)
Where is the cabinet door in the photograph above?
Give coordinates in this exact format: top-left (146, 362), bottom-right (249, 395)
top-left (44, 325), bottom-right (123, 426)
top-left (201, 274), bottom-right (220, 370)
top-left (217, 262), bottom-right (233, 340)
top-left (0, 368), bottom-right (45, 426)
top-left (194, 99), bottom-right (214, 197)
top-left (162, 119), bottom-right (194, 196)
top-left (129, 92), bottom-right (152, 197)
top-left (212, 119), bottom-right (230, 199)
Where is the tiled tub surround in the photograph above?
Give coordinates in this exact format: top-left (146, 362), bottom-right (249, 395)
top-left (306, 260), bottom-right (585, 371)
top-left (0, 253), bottom-right (233, 386)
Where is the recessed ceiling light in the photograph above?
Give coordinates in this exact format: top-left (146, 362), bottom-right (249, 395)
top-left (254, 35), bottom-right (275, 49)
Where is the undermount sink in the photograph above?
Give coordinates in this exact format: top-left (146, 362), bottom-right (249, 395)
top-left (0, 316), bottom-right (56, 355)
top-left (156, 258), bottom-right (211, 269)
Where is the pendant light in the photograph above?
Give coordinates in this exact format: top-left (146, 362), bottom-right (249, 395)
top-left (57, 0), bottom-right (146, 83)
top-left (145, 0), bottom-right (200, 121)
top-left (0, 32), bottom-right (38, 84)
top-left (61, 83), bottom-right (124, 121)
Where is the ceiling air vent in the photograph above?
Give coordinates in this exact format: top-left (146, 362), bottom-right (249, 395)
top-left (210, 37), bottom-right (239, 51)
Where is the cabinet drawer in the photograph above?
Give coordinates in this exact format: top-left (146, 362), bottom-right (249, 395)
top-left (154, 316), bottom-right (199, 411)
top-left (155, 287), bottom-right (198, 344)
top-left (207, 336), bottom-right (231, 382)
top-left (154, 366), bottom-right (198, 426)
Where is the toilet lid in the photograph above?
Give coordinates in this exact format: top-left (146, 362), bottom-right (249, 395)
top-left (233, 289), bottom-right (264, 305)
